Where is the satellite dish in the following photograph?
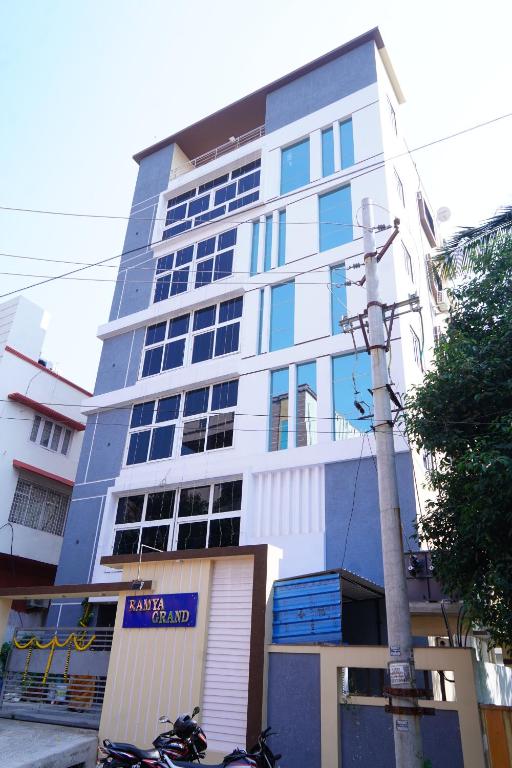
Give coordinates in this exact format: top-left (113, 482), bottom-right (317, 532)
top-left (436, 206), bottom-right (451, 223)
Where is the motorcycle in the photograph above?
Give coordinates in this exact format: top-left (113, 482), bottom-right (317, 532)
top-left (99, 707), bottom-right (206, 766)
top-left (161, 727), bottom-right (281, 768)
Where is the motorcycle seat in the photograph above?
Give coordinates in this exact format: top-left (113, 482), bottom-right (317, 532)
top-left (108, 742), bottom-right (160, 760)
top-left (170, 762), bottom-right (225, 768)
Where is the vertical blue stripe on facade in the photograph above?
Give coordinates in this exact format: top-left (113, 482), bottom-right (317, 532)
top-left (340, 118), bottom-right (355, 168)
top-left (278, 210), bottom-right (286, 266)
top-left (321, 127), bottom-right (335, 176)
top-left (264, 215), bottom-right (273, 271)
top-left (250, 221), bottom-right (260, 275)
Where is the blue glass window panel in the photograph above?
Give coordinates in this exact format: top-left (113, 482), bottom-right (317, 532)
top-left (281, 139), bottom-right (310, 194)
top-left (237, 170), bottom-right (260, 195)
top-left (192, 331), bottom-right (215, 363)
top-left (194, 206), bottom-right (225, 225)
top-left (142, 346), bottom-right (163, 377)
top-left (330, 264), bottom-right (347, 334)
top-left (215, 323), bottom-right (240, 356)
top-left (156, 395), bottom-right (181, 422)
top-left (264, 215), bottom-right (273, 272)
top-left (193, 305), bottom-right (216, 330)
top-left (180, 419), bottom-right (207, 456)
top-left (198, 174), bottom-right (229, 193)
top-left (165, 221), bottom-right (191, 239)
top-left (231, 159), bottom-right (261, 179)
top-left (257, 289), bottom-right (264, 354)
top-left (176, 245), bottom-right (194, 266)
top-left (184, 387), bottom-right (209, 416)
top-left (168, 189), bottom-right (196, 207)
top-left (279, 422), bottom-right (289, 450)
top-left (270, 281), bottom-right (295, 351)
top-left (166, 204), bottom-right (186, 226)
top-left (149, 425), bottom-right (175, 461)
top-left (131, 401), bottom-right (155, 428)
top-left (195, 258), bottom-right (214, 288)
top-left (296, 361), bottom-right (317, 447)
top-left (219, 296), bottom-right (243, 323)
top-left (211, 380), bottom-right (238, 411)
top-left (340, 118), bottom-right (354, 169)
top-left (168, 313), bottom-right (189, 338)
top-left (332, 352), bottom-right (372, 437)
top-left (214, 250), bottom-right (233, 281)
top-left (154, 275), bottom-right (171, 303)
top-left (250, 221), bottom-right (260, 276)
top-left (127, 430), bottom-right (151, 465)
top-left (278, 211), bottom-right (286, 267)
top-left (162, 339), bottom-right (185, 370)
top-left (215, 183), bottom-right (237, 205)
top-left (145, 322), bottom-right (166, 346)
top-left (188, 195), bottom-right (210, 217)
top-left (271, 367), bottom-right (289, 397)
top-left (322, 127), bottom-right (335, 176)
top-left (197, 237), bottom-right (215, 258)
top-left (170, 267), bottom-right (189, 295)
top-left (218, 228), bottom-right (237, 250)
top-left (228, 192), bottom-right (258, 211)
top-left (269, 368), bottom-right (289, 451)
top-left (319, 186), bottom-right (353, 252)
top-left (157, 253), bottom-right (174, 274)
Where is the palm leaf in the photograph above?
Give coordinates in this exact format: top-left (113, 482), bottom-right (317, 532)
top-left (434, 206), bottom-right (512, 279)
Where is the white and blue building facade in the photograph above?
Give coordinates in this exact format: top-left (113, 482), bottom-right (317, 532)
top-left (50, 29), bottom-right (442, 625)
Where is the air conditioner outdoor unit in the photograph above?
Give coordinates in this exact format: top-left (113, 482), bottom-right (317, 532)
top-left (26, 599), bottom-right (50, 610)
top-left (436, 290), bottom-right (450, 312)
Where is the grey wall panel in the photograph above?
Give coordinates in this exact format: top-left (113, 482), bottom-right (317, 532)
top-left (266, 41), bottom-right (377, 133)
top-left (55, 496), bottom-right (104, 585)
top-left (74, 417), bottom-right (96, 485)
top-left (94, 332), bottom-right (135, 395)
top-left (85, 407), bottom-right (130, 482)
top-left (267, 652), bottom-right (321, 768)
top-left (340, 705), bottom-right (463, 767)
top-left (131, 144), bottom-right (175, 208)
top-left (126, 326), bottom-right (145, 387)
top-left (325, 452), bottom-right (417, 585)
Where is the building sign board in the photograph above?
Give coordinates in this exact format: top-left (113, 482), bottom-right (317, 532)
top-left (122, 593), bottom-right (198, 628)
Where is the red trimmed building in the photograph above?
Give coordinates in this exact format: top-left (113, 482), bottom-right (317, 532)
top-left (0, 297), bottom-right (91, 632)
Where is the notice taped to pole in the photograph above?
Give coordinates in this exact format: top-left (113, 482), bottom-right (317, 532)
top-left (389, 661), bottom-right (412, 686)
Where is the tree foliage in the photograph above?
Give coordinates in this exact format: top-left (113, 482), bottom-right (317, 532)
top-left (405, 237), bottom-right (512, 645)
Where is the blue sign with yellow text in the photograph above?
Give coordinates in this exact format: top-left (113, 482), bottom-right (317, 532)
top-left (122, 593), bottom-right (198, 628)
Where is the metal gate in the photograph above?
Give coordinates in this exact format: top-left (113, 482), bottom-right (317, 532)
top-left (0, 626), bottom-right (113, 728)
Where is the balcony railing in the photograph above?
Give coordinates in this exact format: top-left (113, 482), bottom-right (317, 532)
top-left (170, 125), bottom-right (265, 180)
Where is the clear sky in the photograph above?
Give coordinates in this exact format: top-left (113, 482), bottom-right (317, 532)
top-left (1, 0), bottom-right (511, 391)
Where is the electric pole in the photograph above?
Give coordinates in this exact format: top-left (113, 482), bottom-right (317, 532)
top-left (362, 197), bottom-right (424, 767)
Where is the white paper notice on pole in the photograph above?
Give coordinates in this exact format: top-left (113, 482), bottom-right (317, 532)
top-left (390, 645), bottom-right (401, 657)
top-left (389, 662), bottom-right (412, 685)
top-left (396, 719), bottom-right (410, 732)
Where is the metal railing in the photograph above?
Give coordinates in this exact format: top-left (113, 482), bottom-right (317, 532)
top-left (0, 627), bottom-right (114, 729)
top-left (170, 125), bottom-right (265, 180)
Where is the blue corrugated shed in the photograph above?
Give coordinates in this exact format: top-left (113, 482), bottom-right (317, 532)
top-left (272, 572), bottom-right (342, 644)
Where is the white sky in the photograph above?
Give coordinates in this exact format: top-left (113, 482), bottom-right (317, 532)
top-left (1, 0), bottom-right (511, 391)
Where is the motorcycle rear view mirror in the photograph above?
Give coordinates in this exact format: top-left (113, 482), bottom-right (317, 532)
top-left (191, 706), bottom-right (200, 717)
top-left (158, 715), bottom-right (171, 723)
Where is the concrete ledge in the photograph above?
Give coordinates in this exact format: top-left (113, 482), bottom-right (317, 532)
top-left (0, 720), bottom-right (98, 768)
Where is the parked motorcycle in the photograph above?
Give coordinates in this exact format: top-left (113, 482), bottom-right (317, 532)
top-left (99, 706), bottom-right (206, 766)
top-left (162, 727), bottom-right (281, 768)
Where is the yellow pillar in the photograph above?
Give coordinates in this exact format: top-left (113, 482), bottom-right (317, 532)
top-left (0, 598), bottom-right (13, 644)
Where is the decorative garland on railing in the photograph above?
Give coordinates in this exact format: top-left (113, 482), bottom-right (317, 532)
top-left (14, 632), bottom-right (96, 684)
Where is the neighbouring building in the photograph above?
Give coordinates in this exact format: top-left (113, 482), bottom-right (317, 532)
top-left (0, 296), bottom-right (91, 631)
top-left (51, 28), bottom-right (445, 624)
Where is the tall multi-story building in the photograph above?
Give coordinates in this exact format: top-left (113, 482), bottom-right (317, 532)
top-left (51, 28), bottom-right (444, 626)
top-left (0, 297), bottom-right (90, 631)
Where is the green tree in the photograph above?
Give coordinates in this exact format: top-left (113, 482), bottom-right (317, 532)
top-left (405, 233), bottom-right (512, 645)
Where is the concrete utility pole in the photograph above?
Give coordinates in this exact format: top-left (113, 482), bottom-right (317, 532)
top-left (361, 197), bottom-right (424, 767)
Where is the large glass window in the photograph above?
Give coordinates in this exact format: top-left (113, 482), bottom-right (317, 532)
top-left (319, 186), bottom-right (353, 252)
top-left (163, 160), bottom-right (260, 240)
top-left (269, 368), bottom-right (289, 451)
top-left (281, 139), bottom-right (310, 194)
top-left (113, 481), bottom-right (242, 555)
top-left (269, 281), bottom-right (295, 352)
top-left (154, 227), bottom-right (237, 303)
top-left (332, 352), bottom-right (372, 439)
top-left (330, 264), bottom-right (347, 334)
top-left (278, 210), bottom-right (286, 267)
top-left (339, 118), bottom-right (354, 169)
top-left (296, 362), bottom-right (317, 447)
top-left (141, 297), bottom-right (242, 379)
top-left (322, 127), bottom-right (335, 176)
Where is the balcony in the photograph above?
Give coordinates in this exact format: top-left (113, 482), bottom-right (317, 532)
top-left (170, 125), bottom-right (265, 181)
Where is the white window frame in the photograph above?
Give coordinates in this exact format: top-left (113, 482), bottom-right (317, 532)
top-left (111, 480), bottom-right (242, 555)
top-left (29, 414), bottom-right (73, 456)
